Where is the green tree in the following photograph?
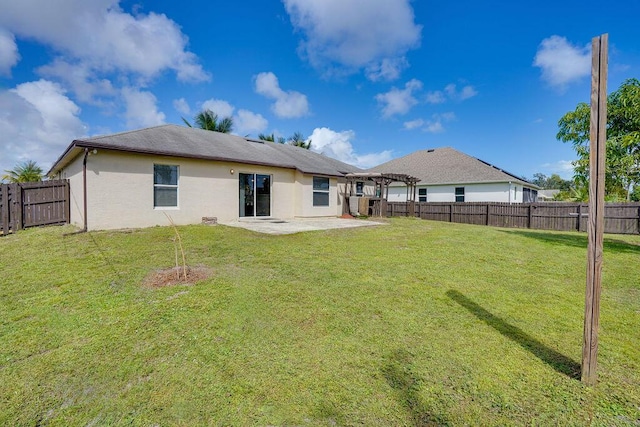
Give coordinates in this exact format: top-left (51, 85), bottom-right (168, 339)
top-left (288, 131), bottom-right (311, 149)
top-left (183, 109), bottom-right (233, 133)
top-left (258, 133), bottom-right (286, 144)
top-left (557, 78), bottom-right (640, 201)
top-left (531, 173), bottom-right (572, 190)
top-left (546, 174), bottom-right (572, 190)
top-left (258, 131), bottom-right (311, 149)
top-left (531, 173), bottom-right (548, 188)
top-left (2, 160), bottom-right (44, 183)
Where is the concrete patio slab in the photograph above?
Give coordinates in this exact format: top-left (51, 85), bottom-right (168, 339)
top-left (220, 217), bottom-right (386, 235)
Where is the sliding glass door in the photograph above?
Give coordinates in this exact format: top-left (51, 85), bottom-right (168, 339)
top-left (239, 173), bottom-right (271, 217)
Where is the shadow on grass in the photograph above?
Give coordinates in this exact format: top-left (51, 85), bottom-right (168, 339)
top-left (446, 290), bottom-right (581, 380)
top-left (382, 349), bottom-right (450, 426)
top-left (497, 229), bottom-right (640, 254)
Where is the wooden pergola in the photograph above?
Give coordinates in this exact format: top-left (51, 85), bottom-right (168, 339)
top-left (344, 172), bottom-right (421, 217)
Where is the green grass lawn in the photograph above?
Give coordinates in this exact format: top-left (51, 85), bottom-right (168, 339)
top-left (1, 218), bottom-right (638, 426)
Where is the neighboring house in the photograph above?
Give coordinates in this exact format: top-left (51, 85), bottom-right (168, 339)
top-left (537, 189), bottom-right (560, 201)
top-left (367, 147), bottom-right (539, 203)
top-left (47, 125), bottom-right (363, 231)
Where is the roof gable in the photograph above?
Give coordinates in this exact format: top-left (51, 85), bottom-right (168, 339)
top-left (368, 147), bottom-right (535, 187)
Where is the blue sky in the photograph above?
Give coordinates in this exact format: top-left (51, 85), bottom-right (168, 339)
top-left (1, 0), bottom-right (639, 180)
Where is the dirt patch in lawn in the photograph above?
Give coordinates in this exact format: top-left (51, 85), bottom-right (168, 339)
top-left (143, 266), bottom-right (213, 288)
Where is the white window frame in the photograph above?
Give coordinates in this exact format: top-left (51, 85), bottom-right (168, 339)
top-left (313, 176), bottom-right (330, 207)
top-left (455, 186), bottom-right (465, 203)
top-left (153, 164), bottom-right (179, 209)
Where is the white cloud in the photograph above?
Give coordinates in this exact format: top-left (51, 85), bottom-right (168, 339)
top-left (438, 112), bottom-right (456, 121)
top-left (425, 91), bottom-right (446, 104)
top-left (426, 112), bottom-right (456, 133)
top-left (533, 35), bottom-right (591, 88)
top-left (283, 0), bottom-right (421, 80)
top-left (0, 79), bottom-right (86, 174)
top-left (365, 57), bottom-right (409, 82)
top-left (375, 79), bottom-right (422, 118)
top-left (254, 72), bottom-right (310, 118)
top-left (173, 98), bottom-right (191, 115)
top-left (38, 58), bottom-right (116, 104)
top-left (425, 83), bottom-right (477, 104)
top-left (541, 160), bottom-right (575, 180)
top-left (444, 84), bottom-right (456, 98)
top-left (425, 120), bottom-right (444, 133)
top-left (0, 1), bottom-right (209, 83)
top-left (459, 85), bottom-right (478, 100)
top-left (273, 91), bottom-right (309, 119)
top-left (0, 0), bottom-right (209, 130)
top-left (430, 83), bottom-right (477, 103)
top-left (403, 119), bottom-right (425, 130)
top-left (0, 28), bottom-right (20, 75)
top-left (201, 98), bottom-right (235, 118)
top-left (254, 72), bottom-right (281, 98)
top-left (13, 80), bottom-right (83, 137)
top-left (121, 87), bottom-right (165, 128)
top-left (234, 109), bottom-right (268, 136)
top-left (404, 112), bottom-right (456, 133)
top-left (308, 127), bottom-right (392, 168)
top-left (195, 97), bottom-right (268, 136)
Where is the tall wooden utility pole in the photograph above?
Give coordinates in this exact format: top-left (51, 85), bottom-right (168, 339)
top-left (582, 33), bottom-right (608, 385)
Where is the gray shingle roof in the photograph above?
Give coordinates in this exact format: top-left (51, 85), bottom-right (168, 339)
top-left (49, 124), bottom-right (362, 177)
top-left (367, 147), bottom-right (535, 187)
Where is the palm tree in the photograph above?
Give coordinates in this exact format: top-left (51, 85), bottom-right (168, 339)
top-left (288, 131), bottom-right (311, 149)
top-left (258, 133), bottom-right (286, 144)
top-left (258, 131), bottom-right (311, 149)
top-left (182, 109), bottom-right (233, 133)
top-left (2, 160), bottom-right (44, 183)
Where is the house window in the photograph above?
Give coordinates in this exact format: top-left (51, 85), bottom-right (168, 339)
top-left (356, 181), bottom-right (364, 196)
top-left (523, 188), bottom-right (538, 203)
top-left (313, 176), bottom-right (330, 206)
top-left (455, 187), bottom-right (465, 202)
top-left (154, 164), bottom-right (178, 207)
top-left (418, 188), bottom-right (427, 202)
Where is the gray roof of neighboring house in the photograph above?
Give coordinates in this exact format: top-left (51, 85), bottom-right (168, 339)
top-left (48, 124), bottom-right (362, 177)
top-left (538, 189), bottom-right (561, 199)
top-left (367, 147), bottom-right (537, 187)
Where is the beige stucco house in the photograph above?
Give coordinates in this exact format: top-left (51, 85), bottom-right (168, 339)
top-left (47, 125), bottom-right (363, 231)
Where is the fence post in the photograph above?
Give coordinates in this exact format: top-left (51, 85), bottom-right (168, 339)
top-left (64, 181), bottom-right (71, 223)
top-left (582, 33), bottom-right (607, 386)
top-left (1, 184), bottom-right (8, 235)
top-left (528, 204), bottom-right (533, 229)
top-left (8, 184), bottom-right (18, 232)
top-left (449, 204), bottom-right (454, 222)
top-left (14, 183), bottom-right (23, 231)
top-left (577, 204), bottom-right (582, 232)
top-left (486, 203), bottom-right (491, 226)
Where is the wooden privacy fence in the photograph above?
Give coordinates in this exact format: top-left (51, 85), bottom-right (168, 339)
top-left (386, 201), bottom-right (640, 235)
top-left (0, 180), bottom-right (70, 235)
